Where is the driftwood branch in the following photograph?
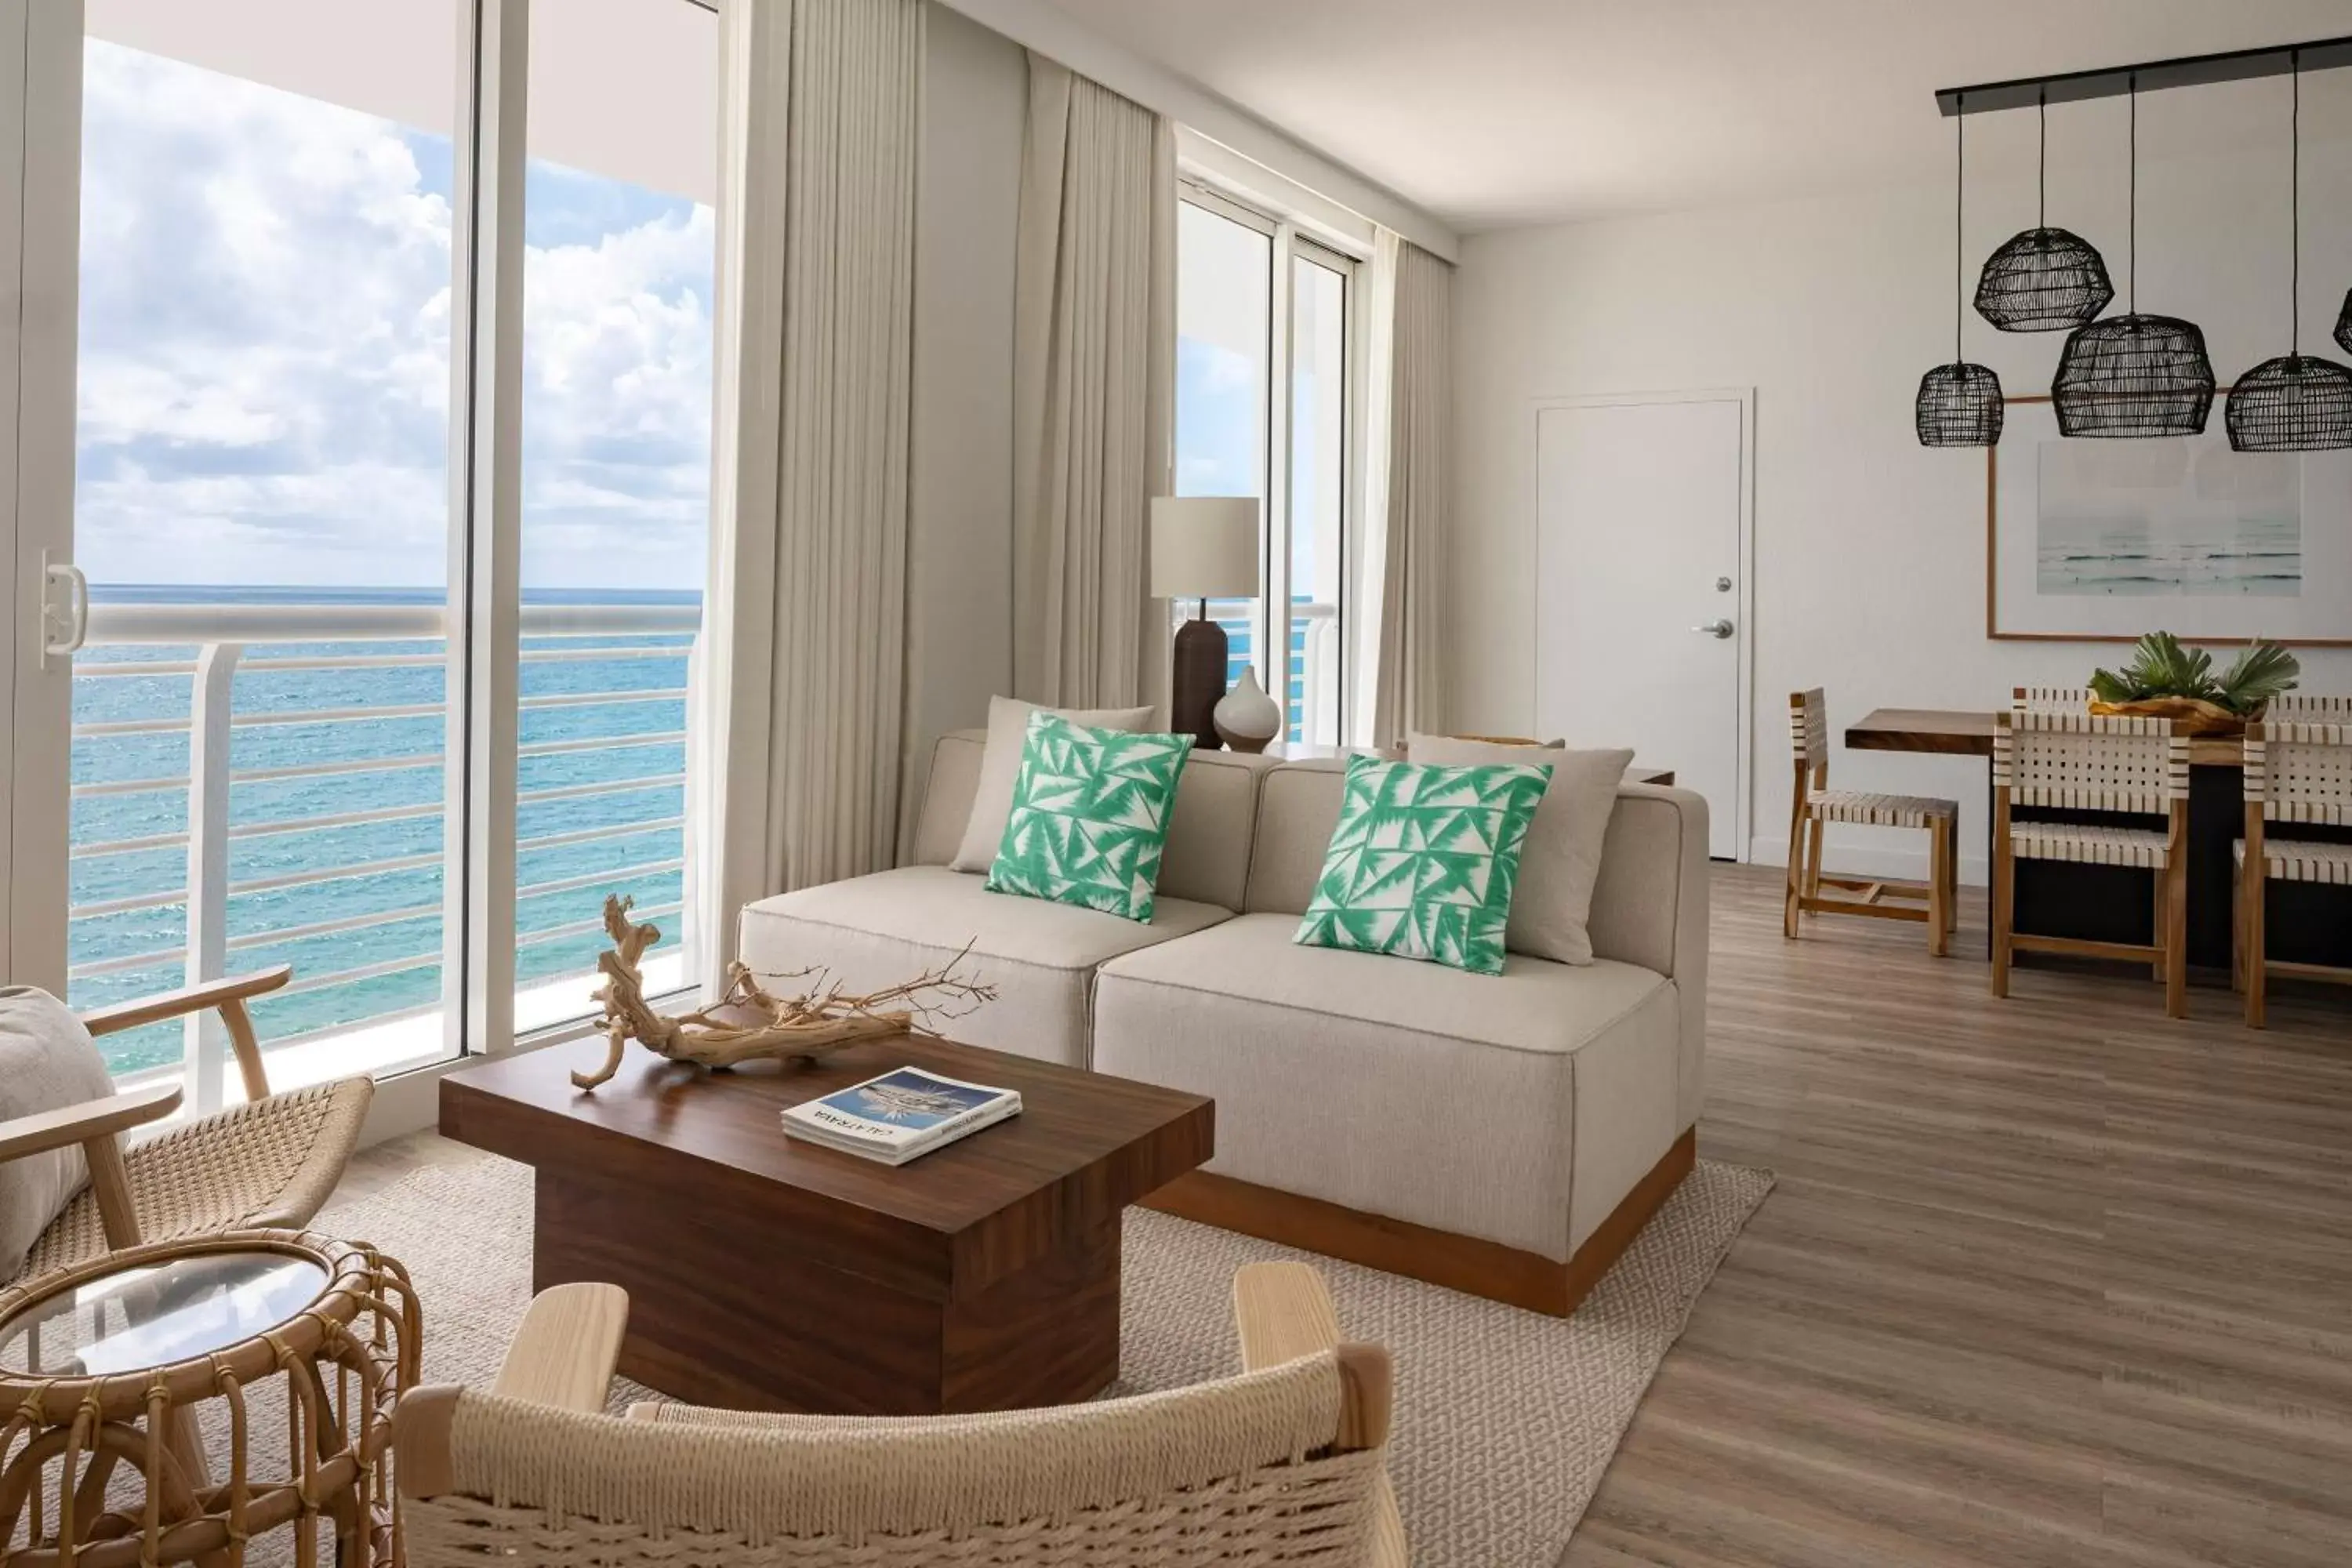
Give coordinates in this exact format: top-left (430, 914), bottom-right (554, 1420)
top-left (572, 895), bottom-right (996, 1091)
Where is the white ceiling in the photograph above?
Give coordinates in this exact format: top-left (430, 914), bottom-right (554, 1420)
top-left (1044, 0), bottom-right (2352, 232)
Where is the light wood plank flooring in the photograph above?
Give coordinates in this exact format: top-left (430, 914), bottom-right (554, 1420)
top-left (347, 864), bottom-right (2352, 1563)
top-left (1570, 865), bottom-right (2352, 1567)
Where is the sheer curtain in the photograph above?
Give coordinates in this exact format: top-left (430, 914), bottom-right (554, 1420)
top-left (1357, 229), bottom-right (1452, 746)
top-left (699, 0), bottom-right (923, 986)
top-left (1011, 53), bottom-right (1176, 711)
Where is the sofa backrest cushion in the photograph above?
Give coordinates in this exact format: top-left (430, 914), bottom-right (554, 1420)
top-left (911, 731), bottom-right (1270, 912)
top-left (1246, 757), bottom-right (1699, 977)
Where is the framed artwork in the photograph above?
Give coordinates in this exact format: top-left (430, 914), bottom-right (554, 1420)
top-left (1986, 394), bottom-right (2352, 646)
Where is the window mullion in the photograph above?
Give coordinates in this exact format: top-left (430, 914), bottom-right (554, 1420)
top-left (1264, 223), bottom-right (1296, 724)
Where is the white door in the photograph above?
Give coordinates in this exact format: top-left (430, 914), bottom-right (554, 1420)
top-left (1534, 394), bottom-right (1750, 860)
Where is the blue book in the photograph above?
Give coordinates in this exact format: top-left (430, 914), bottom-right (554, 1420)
top-left (779, 1066), bottom-right (1023, 1166)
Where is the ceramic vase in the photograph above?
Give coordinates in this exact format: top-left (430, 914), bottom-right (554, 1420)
top-left (1213, 666), bottom-right (1282, 753)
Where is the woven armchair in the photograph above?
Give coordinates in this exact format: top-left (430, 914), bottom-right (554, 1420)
top-left (0, 964), bottom-right (373, 1284)
top-left (398, 1263), bottom-right (1407, 1567)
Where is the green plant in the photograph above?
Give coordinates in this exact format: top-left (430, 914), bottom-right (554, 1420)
top-left (2087, 631), bottom-right (2300, 716)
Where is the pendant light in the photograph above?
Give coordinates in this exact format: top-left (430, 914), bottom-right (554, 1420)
top-left (1917, 96), bottom-right (2003, 448)
top-left (2052, 78), bottom-right (2216, 437)
top-left (2337, 289), bottom-right (2352, 356)
top-left (2231, 53), bottom-right (2352, 451)
top-left (1975, 92), bottom-right (2114, 332)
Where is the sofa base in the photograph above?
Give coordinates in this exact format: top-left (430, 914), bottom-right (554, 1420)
top-left (1140, 1127), bottom-right (1697, 1317)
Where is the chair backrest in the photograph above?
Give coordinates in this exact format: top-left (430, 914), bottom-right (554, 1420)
top-left (2013, 686), bottom-right (2091, 713)
top-left (2247, 721), bottom-right (2352, 826)
top-left (2265, 693), bottom-right (2352, 724)
top-left (1994, 710), bottom-right (2188, 814)
top-left (398, 1348), bottom-right (1391, 1567)
top-left (1786, 688), bottom-right (1828, 774)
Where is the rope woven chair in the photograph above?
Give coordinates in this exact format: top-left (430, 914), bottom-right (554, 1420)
top-left (1992, 712), bottom-right (2191, 1016)
top-left (2013, 685), bottom-right (2092, 713)
top-left (1783, 690), bottom-right (1958, 953)
top-left (397, 1267), bottom-right (1407, 1568)
top-left (2237, 720), bottom-right (2352, 1029)
top-left (2265, 693), bottom-right (2352, 724)
top-left (2, 965), bottom-right (374, 1284)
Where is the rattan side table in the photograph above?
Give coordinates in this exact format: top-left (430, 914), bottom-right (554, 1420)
top-left (0, 1228), bottom-right (419, 1567)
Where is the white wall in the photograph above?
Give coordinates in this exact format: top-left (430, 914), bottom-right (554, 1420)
top-left (1451, 87), bottom-right (2352, 884)
top-left (901, 3), bottom-right (1025, 850)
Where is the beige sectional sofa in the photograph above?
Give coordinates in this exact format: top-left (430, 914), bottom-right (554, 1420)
top-left (738, 729), bottom-right (1710, 1315)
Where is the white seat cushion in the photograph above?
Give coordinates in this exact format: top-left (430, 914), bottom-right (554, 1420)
top-left (2011, 821), bottom-right (2172, 868)
top-left (2235, 837), bottom-right (2352, 886)
top-left (737, 866), bottom-right (1231, 1069)
top-left (1092, 915), bottom-right (1683, 1261)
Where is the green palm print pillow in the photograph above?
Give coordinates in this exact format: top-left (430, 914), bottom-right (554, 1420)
top-left (985, 710), bottom-right (1192, 923)
top-left (1295, 754), bottom-right (1554, 975)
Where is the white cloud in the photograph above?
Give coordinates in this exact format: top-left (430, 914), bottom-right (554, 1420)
top-left (74, 38), bottom-right (713, 593)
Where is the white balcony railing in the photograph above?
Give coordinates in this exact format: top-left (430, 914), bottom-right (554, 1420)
top-left (69, 598), bottom-right (699, 1107)
top-left (1183, 597), bottom-right (1339, 744)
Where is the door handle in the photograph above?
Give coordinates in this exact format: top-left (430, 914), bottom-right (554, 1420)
top-left (1691, 619), bottom-right (1734, 640)
top-left (40, 553), bottom-right (88, 668)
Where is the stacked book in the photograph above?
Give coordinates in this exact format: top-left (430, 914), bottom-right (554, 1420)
top-left (779, 1066), bottom-right (1022, 1167)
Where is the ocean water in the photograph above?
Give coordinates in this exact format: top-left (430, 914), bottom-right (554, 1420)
top-left (70, 585), bottom-right (695, 1076)
top-left (2038, 516), bottom-right (2303, 597)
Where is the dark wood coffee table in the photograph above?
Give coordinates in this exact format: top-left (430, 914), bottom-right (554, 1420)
top-left (438, 1036), bottom-right (1212, 1416)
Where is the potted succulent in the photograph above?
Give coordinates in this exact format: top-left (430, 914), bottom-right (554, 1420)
top-left (2086, 632), bottom-right (2300, 735)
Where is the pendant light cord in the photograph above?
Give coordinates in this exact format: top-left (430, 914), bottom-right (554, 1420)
top-left (2037, 90), bottom-right (2047, 228)
top-left (1954, 93), bottom-right (1965, 360)
top-left (2127, 74), bottom-right (2137, 314)
top-left (2291, 50), bottom-right (2301, 351)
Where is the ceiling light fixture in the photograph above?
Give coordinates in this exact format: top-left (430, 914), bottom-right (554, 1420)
top-left (2051, 78), bottom-right (2216, 437)
top-left (1918, 95), bottom-right (2003, 447)
top-left (2228, 51), bottom-right (2352, 452)
top-left (1974, 92), bottom-right (2113, 332)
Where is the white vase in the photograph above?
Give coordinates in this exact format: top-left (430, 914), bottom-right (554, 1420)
top-left (1213, 666), bottom-right (1282, 753)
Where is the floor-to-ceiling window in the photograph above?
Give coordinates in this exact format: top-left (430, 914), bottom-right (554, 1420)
top-left (1173, 185), bottom-right (1356, 745)
top-left (60, 1), bottom-right (718, 1104)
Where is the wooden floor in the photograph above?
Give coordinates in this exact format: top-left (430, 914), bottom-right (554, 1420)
top-left (346, 864), bottom-right (2352, 1564)
top-left (1569, 864), bottom-right (2352, 1567)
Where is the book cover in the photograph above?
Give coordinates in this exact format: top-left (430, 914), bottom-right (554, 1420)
top-left (781, 1066), bottom-right (1021, 1163)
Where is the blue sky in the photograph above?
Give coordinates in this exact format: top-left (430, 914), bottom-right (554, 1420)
top-left (74, 38), bottom-right (714, 593)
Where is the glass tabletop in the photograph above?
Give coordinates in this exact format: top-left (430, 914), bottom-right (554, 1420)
top-left (0, 1250), bottom-right (328, 1378)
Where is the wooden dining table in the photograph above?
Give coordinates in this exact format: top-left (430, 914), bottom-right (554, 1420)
top-left (1847, 708), bottom-right (2349, 975)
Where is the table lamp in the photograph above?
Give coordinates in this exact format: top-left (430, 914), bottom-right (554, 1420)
top-left (1152, 496), bottom-right (1260, 750)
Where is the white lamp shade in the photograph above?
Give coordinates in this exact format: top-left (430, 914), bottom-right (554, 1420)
top-left (1151, 496), bottom-right (1260, 600)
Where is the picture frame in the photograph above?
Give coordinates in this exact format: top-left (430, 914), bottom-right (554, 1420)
top-left (1985, 394), bottom-right (2352, 647)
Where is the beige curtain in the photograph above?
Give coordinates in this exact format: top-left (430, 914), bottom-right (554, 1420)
top-left (1011, 53), bottom-right (1175, 712)
top-left (1358, 230), bottom-right (1451, 746)
top-left (699, 0), bottom-right (923, 985)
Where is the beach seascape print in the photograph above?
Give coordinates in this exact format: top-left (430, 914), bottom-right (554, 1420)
top-left (2036, 437), bottom-right (2303, 598)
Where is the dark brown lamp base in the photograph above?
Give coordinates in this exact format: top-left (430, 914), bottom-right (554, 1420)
top-left (1171, 608), bottom-right (1229, 750)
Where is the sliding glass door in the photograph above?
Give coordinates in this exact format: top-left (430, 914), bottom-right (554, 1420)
top-left (8, 0), bottom-right (720, 1109)
top-left (1174, 185), bottom-right (1357, 745)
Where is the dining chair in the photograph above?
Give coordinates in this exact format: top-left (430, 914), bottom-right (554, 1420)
top-left (2265, 694), bottom-right (2352, 724)
top-left (2238, 720), bottom-right (2352, 1029)
top-left (1992, 711), bottom-right (2191, 1016)
top-left (2013, 685), bottom-right (2092, 713)
top-left (397, 1265), bottom-right (1406, 1568)
top-left (1784, 689), bottom-right (1958, 953)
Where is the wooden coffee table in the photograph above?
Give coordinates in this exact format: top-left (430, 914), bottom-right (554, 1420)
top-left (439, 1036), bottom-right (1212, 1416)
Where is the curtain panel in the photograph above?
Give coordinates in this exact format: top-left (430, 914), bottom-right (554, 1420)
top-left (1011, 53), bottom-right (1175, 712)
top-left (1359, 230), bottom-right (1451, 746)
top-left (699, 0), bottom-right (923, 985)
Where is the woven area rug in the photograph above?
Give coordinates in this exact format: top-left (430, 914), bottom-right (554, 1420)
top-left (281, 1147), bottom-right (1772, 1566)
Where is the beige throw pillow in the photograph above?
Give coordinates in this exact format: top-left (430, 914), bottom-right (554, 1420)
top-left (950, 696), bottom-right (1157, 872)
top-left (0, 987), bottom-right (116, 1279)
top-left (1404, 734), bottom-right (1634, 966)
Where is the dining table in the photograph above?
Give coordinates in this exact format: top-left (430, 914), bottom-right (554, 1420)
top-left (1846, 708), bottom-right (2350, 975)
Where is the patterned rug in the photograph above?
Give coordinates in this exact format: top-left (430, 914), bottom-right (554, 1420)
top-left (283, 1146), bottom-right (1770, 1567)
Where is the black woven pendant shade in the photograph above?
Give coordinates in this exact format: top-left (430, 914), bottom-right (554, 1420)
top-left (1916, 96), bottom-right (2001, 447)
top-left (2227, 355), bottom-right (2352, 452)
top-left (1917, 363), bottom-right (2006, 446)
top-left (1975, 98), bottom-right (2112, 332)
top-left (2337, 288), bottom-right (2352, 356)
top-left (2054, 315), bottom-right (2215, 436)
top-left (2049, 80), bottom-right (2215, 437)
top-left (2226, 55), bottom-right (2352, 452)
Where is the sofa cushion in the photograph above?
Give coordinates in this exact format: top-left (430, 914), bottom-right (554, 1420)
top-left (985, 713), bottom-right (1192, 923)
top-left (1093, 915), bottom-right (1682, 1261)
top-left (0, 987), bottom-right (115, 1279)
top-left (738, 867), bottom-right (1231, 1069)
top-left (949, 698), bottom-right (1154, 873)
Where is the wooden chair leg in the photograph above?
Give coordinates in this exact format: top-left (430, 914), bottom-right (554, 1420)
top-left (2150, 874), bottom-right (2169, 982)
top-left (1782, 817), bottom-right (1805, 939)
top-left (1991, 837), bottom-right (2014, 998)
top-left (2163, 858), bottom-right (2188, 1019)
top-left (1943, 819), bottom-right (1960, 935)
top-left (1926, 822), bottom-right (1949, 958)
top-left (2245, 869), bottom-right (2267, 1030)
top-left (2230, 870), bottom-right (2246, 994)
top-left (1803, 818), bottom-right (1825, 900)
